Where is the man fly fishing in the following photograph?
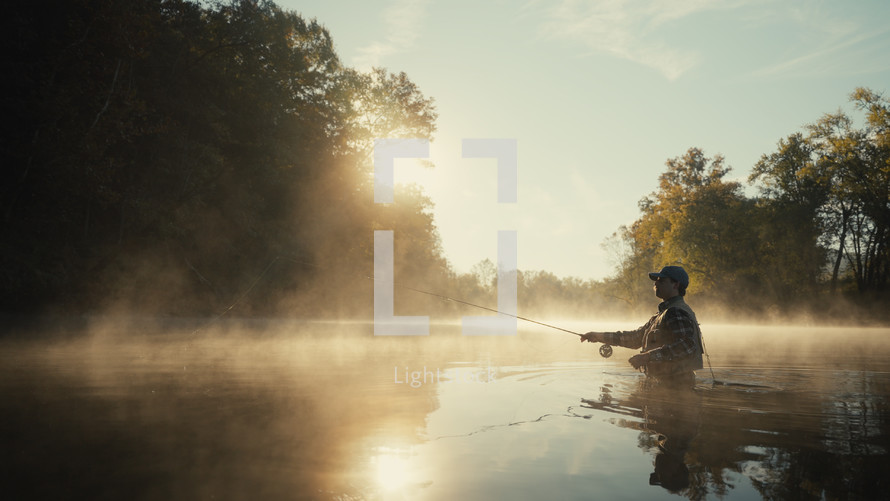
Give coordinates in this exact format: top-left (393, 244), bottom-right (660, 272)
top-left (581, 266), bottom-right (703, 386)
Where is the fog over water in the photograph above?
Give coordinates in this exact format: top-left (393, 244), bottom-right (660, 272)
top-left (7, 3), bottom-right (890, 500)
top-left (2, 319), bottom-right (889, 500)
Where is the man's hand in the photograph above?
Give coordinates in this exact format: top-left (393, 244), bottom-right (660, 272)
top-left (629, 352), bottom-right (651, 370)
top-left (580, 332), bottom-right (603, 343)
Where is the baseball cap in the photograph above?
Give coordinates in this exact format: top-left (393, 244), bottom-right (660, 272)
top-left (648, 266), bottom-right (689, 288)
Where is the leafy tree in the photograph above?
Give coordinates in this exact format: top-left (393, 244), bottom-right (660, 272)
top-left (623, 148), bottom-right (755, 302)
top-left (342, 67), bottom-right (438, 159)
top-left (754, 87), bottom-right (890, 294)
top-left (471, 259), bottom-right (497, 293)
top-left (297, 65), bottom-right (440, 316)
top-left (602, 226), bottom-right (652, 313)
top-left (617, 87), bottom-right (890, 317)
top-left (749, 133), bottom-right (827, 299)
top-left (3, 0), bottom-right (444, 317)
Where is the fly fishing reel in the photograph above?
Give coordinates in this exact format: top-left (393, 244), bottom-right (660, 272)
top-left (599, 344), bottom-right (613, 358)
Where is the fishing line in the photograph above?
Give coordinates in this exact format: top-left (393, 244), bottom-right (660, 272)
top-left (384, 281), bottom-right (593, 358)
top-left (281, 257), bottom-right (588, 338)
top-left (698, 327), bottom-right (719, 385)
top-left (185, 255), bottom-right (716, 380)
top-left (191, 254), bottom-right (612, 358)
top-left (395, 282), bottom-right (584, 337)
top-left (327, 260), bottom-right (623, 358)
top-left (391, 275), bottom-right (720, 372)
top-left (189, 255), bottom-right (281, 336)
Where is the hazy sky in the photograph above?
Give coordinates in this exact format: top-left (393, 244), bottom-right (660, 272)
top-left (278, 0), bottom-right (890, 280)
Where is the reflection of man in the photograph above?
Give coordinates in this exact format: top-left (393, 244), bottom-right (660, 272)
top-left (651, 447), bottom-right (690, 491)
top-left (645, 384), bottom-right (699, 492)
top-left (581, 266), bottom-right (703, 386)
top-left (581, 379), bottom-right (701, 495)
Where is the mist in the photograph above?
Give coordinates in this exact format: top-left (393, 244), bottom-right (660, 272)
top-left (5, 1), bottom-right (890, 499)
top-left (3, 316), bottom-right (890, 499)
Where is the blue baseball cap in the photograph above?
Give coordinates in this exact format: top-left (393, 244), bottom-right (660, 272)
top-left (648, 266), bottom-right (689, 288)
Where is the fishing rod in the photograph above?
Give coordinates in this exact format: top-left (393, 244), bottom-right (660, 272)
top-left (279, 256), bottom-right (579, 336)
top-left (412, 268), bottom-right (717, 376)
top-left (190, 256), bottom-right (730, 374)
top-left (373, 272), bottom-right (718, 378)
top-left (396, 282), bottom-right (581, 335)
top-left (229, 255), bottom-right (725, 384)
top-left (387, 279), bottom-right (616, 358)
top-left (195, 255), bottom-right (615, 357)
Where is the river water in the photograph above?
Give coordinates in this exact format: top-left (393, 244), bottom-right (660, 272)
top-left (2, 319), bottom-right (888, 500)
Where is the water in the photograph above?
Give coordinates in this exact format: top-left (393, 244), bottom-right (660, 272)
top-left (2, 320), bottom-right (889, 500)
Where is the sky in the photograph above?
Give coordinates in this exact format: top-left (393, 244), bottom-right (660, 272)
top-left (278, 0), bottom-right (890, 281)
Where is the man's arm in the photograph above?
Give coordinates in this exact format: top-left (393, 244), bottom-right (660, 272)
top-left (581, 323), bottom-right (647, 350)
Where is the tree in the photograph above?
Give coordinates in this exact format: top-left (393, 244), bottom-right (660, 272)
top-left (297, 65), bottom-right (441, 316)
top-left (623, 148), bottom-right (755, 302)
top-left (803, 88), bottom-right (890, 293)
top-left (471, 259), bottom-right (497, 293)
top-left (749, 133), bottom-right (828, 298)
top-left (602, 226), bottom-right (652, 313)
top-left (341, 67), bottom-right (438, 160)
top-left (611, 88), bottom-right (890, 318)
top-left (2, 0), bottom-right (445, 317)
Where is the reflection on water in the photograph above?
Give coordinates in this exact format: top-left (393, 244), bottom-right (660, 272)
top-left (1, 320), bottom-right (889, 499)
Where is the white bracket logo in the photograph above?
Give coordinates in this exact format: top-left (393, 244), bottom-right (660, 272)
top-left (373, 138), bottom-right (518, 336)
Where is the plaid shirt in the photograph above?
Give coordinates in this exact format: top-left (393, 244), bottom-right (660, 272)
top-left (602, 296), bottom-right (699, 363)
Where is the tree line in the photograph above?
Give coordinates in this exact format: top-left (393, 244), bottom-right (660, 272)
top-left (4, 0), bottom-right (888, 323)
top-left (4, 0), bottom-right (446, 318)
top-left (604, 88), bottom-right (890, 321)
top-left (440, 88), bottom-right (890, 324)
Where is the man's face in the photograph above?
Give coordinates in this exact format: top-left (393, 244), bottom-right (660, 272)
top-left (653, 276), bottom-right (679, 300)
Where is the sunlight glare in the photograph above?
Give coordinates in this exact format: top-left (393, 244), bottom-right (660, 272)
top-left (394, 157), bottom-right (437, 189)
top-left (374, 449), bottom-right (413, 491)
